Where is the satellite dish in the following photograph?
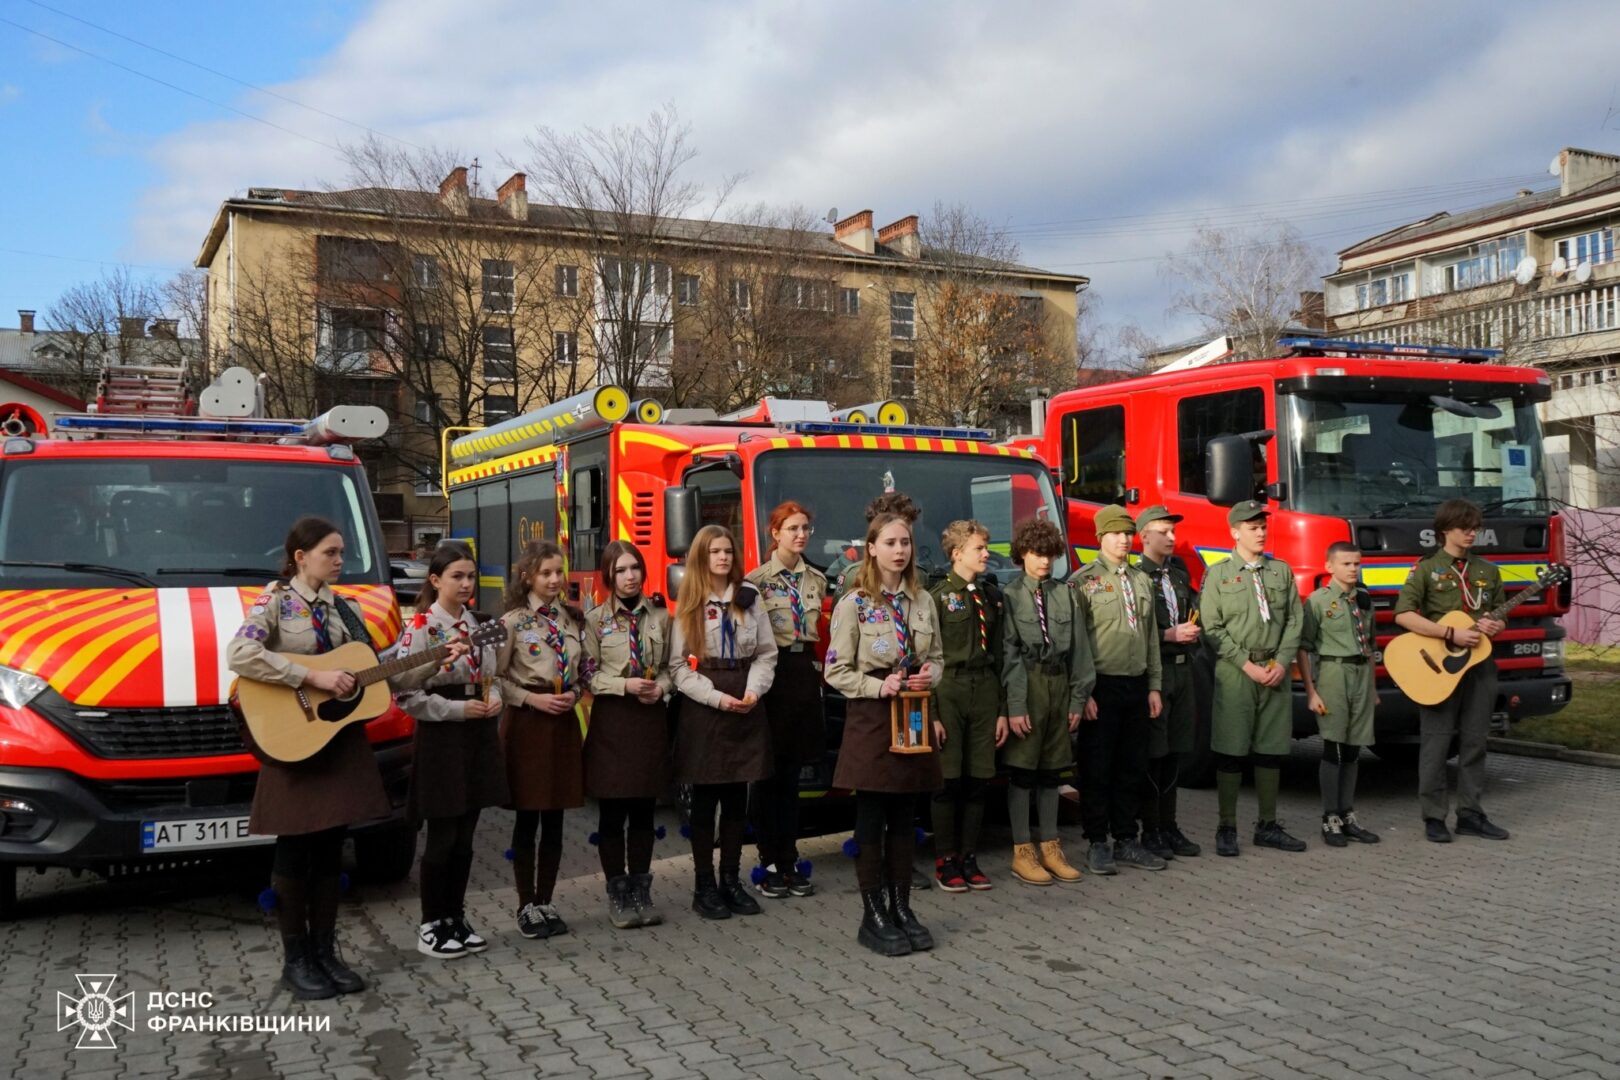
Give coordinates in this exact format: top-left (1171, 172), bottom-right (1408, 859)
top-left (1576, 260), bottom-right (1593, 284)
top-left (1513, 255), bottom-right (1538, 285)
top-left (1550, 256), bottom-right (1568, 277)
top-left (1550, 155), bottom-right (1564, 177)
top-left (825, 207), bottom-right (839, 225)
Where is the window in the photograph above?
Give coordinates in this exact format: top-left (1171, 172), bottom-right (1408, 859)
top-left (1441, 233), bottom-right (1526, 292)
top-left (777, 277), bottom-right (832, 311)
top-left (482, 259), bottom-right (514, 312)
top-left (1555, 229), bottom-right (1614, 268)
top-left (839, 287), bottom-right (860, 317)
top-left (571, 466), bottom-right (604, 571)
top-left (731, 279), bottom-right (752, 312)
top-left (554, 330), bottom-right (579, 367)
top-left (414, 466), bottom-right (440, 497)
top-left (555, 264), bottom-right (578, 297)
top-left (414, 323), bottom-right (443, 358)
top-left (1354, 272), bottom-right (1412, 310)
top-left (890, 291), bottom-right (915, 339)
top-left (412, 254), bottom-right (439, 289)
top-left (1059, 404), bottom-right (1125, 503)
top-left (1177, 388), bottom-right (1266, 497)
top-left (687, 464), bottom-right (743, 539)
top-left (677, 274), bottom-right (700, 306)
top-left (484, 393), bottom-right (517, 425)
top-left (889, 350), bottom-right (915, 400)
top-left (318, 236), bottom-right (392, 283)
top-left (649, 261), bottom-right (671, 296)
top-left (599, 258), bottom-right (669, 301)
top-left (319, 308), bottom-right (382, 373)
top-left (482, 326), bottom-right (515, 381)
top-left (414, 395), bottom-right (436, 424)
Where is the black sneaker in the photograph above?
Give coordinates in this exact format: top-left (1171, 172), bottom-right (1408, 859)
top-left (1321, 814), bottom-right (1348, 848)
top-left (1425, 818), bottom-right (1452, 844)
top-left (452, 914), bottom-right (488, 952)
top-left (516, 902), bottom-right (551, 939)
top-left (1253, 820), bottom-right (1307, 852)
top-left (1084, 840), bottom-right (1118, 876)
top-left (1455, 813), bottom-right (1509, 840)
top-left (960, 854), bottom-right (993, 891)
top-left (1113, 838), bottom-right (1168, 871)
top-left (538, 903), bottom-right (569, 936)
top-left (1215, 825), bottom-right (1239, 857)
top-left (783, 867), bottom-right (816, 897)
top-left (1340, 812), bottom-right (1380, 844)
top-left (1163, 826), bottom-right (1201, 857)
top-left (753, 866), bottom-right (791, 900)
top-left (1141, 830), bottom-right (1175, 861)
top-left (720, 876), bottom-right (762, 916)
top-left (418, 919), bottom-right (468, 960)
top-left (934, 857), bottom-right (969, 893)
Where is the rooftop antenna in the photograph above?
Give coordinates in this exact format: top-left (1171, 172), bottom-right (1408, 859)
top-left (469, 157), bottom-right (481, 193)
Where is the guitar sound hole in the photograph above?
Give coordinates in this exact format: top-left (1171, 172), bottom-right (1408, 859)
top-left (315, 686), bottom-right (363, 724)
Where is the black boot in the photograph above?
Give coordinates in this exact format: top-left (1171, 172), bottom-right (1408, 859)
top-left (281, 935), bottom-right (337, 1000)
top-left (309, 875), bottom-right (365, 994)
top-left (719, 873), bottom-right (762, 916)
top-left (857, 888), bottom-right (911, 957)
top-left (885, 881), bottom-right (934, 952)
top-left (692, 869), bottom-right (730, 920)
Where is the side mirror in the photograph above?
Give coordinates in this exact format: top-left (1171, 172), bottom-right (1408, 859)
top-left (1205, 435), bottom-right (1253, 506)
top-left (666, 564), bottom-right (686, 603)
top-left (664, 486), bottom-right (699, 558)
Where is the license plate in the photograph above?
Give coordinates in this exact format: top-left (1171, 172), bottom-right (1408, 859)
top-left (141, 816), bottom-right (268, 852)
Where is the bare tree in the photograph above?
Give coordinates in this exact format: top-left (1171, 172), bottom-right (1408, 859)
top-left (1162, 220), bottom-right (1327, 361)
top-left (40, 268), bottom-right (188, 400)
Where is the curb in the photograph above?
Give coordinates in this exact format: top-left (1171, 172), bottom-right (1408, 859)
top-left (1489, 736), bottom-right (1620, 770)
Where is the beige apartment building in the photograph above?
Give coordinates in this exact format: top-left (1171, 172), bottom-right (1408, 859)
top-left (1324, 148), bottom-right (1620, 507)
top-left (194, 169), bottom-right (1084, 547)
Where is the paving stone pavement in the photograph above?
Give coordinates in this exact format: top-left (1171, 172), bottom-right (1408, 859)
top-left (3, 747), bottom-right (1618, 1079)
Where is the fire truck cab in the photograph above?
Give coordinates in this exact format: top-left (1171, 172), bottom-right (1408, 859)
top-left (0, 364), bottom-right (417, 918)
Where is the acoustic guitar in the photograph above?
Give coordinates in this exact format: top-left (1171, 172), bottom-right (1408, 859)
top-left (1383, 563), bottom-right (1569, 706)
top-left (233, 620), bottom-right (509, 763)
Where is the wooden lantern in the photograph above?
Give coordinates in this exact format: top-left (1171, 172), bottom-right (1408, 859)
top-left (889, 691), bottom-right (933, 754)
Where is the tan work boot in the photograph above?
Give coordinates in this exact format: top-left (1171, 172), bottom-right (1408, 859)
top-left (1010, 843), bottom-right (1053, 886)
top-left (1038, 839), bottom-right (1084, 883)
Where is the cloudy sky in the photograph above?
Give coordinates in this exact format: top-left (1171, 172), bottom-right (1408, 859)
top-left (4, 0), bottom-right (1619, 349)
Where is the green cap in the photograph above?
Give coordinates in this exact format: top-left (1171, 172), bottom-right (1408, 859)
top-left (1227, 500), bottom-right (1270, 526)
top-left (1094, 504), bottom-right (1136, 536)
top-left (1136, 505), bottom-right (1183, 530)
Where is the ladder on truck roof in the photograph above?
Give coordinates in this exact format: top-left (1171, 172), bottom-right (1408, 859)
top-left (93, 361), bottom-right (195, 417)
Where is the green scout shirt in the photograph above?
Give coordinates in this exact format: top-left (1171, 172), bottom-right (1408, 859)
top-left (929, 572), bottom-right (1009, 708)
top-left (1393, 550), bottom-right (1504, 622)
top-left (1001, 573), bottom-right (1096, 717)
top-left (1199, 554), bottom-right (1303, 668)
top-left (1300, 584), bottom-right (1375, 660)
top-left (1140, 553), bottom-right (1196, 658)
top-left (1072, 556), bottom-right (1162, 691)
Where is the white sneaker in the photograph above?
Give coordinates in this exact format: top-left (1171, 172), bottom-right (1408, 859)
top-left (418, 918), bottom-right (468, 959)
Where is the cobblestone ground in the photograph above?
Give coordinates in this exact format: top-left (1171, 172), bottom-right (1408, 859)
top-left (3, 747), bottom-right (1618, 1079)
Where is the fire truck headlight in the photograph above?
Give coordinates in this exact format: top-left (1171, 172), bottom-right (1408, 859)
top-left (1540, 641), bottom-right (1563, 669)
top-left (0, 666), bottom-right (48, 710)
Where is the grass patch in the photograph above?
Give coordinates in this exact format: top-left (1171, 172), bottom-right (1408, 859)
top-left (1565, 643), bottom-right (1620, 672)
top-left (1513, 675), bottom-right (1620, 755)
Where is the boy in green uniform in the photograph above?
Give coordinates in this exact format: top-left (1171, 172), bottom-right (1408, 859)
top-left (1001, 517), bottom-right (1094, 886)
top-left (1071, 505), bottom-right (1164, 874)
top-left (1199, 500), bottom-right (1306, 857)
top-left (927, 520), bottom-right (1007, 892)
top-left (1393, 499), bottom-right (1509, 844)
top-left (1297, 542), bottom-right (1381, 848)
top-left (1135, 505), bottom-right (1202, 859)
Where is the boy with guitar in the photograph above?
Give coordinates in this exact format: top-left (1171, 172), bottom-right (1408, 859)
top-left (1393, 500), bottom-right (1510, 844)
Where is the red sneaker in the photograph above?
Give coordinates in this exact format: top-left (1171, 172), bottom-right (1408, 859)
top-left (934, 856), bottom-right (968, 893)
top-left (960, 854), bottom-right (993, 890)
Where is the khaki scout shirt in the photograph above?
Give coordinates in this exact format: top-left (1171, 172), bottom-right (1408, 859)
top-left (1001, 574), bottom-right (1095, 717)
top-left (227, 578), bottom-right (363, 687)
top-left (745, 554), bottom-right (827, 648)
top-left (1300, 584), bottom-right (1375, 660)
top-left (1141, 553), bottom-right (1197, 658)
top-left (585, 597), bottom-right (674, 698)
top-left (392, 602), bottom-right (504, 722)
top-left (496, 598), bottom-right (586, 704)
top-left (824, 583), bottom-right (944, 701)
top-left (1394, 550), bottom-right (1504, 622)
top-left (667, 584), bottom-right (779, 708)
top-left (1199, 554), bottom-right (1303, 668)
top-left (1073, 556), bottom-right (1162, 691)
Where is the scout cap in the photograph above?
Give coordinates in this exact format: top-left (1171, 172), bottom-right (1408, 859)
top-left (1227, 500), bottom-right (1269, 526)
top-left (1094, 504), bottom-right (1136, 536)
top-left (1136, 505), bottom-right (1183, 530)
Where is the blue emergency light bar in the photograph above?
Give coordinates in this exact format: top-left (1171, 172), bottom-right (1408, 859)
top-left (785, 420), bottom-right (995, 441)
top-left (55, 415), bottom-right (308, 437)
top-left (1280, 336), bottom-right (1503, 363)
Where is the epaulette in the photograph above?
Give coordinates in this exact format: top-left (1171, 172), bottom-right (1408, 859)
top-left (735, 582), bottom-right (759, 611)
top-left (649, 593), bottom-right (668, 609)
top-left (1355, 587), bottom-right (1374, 612)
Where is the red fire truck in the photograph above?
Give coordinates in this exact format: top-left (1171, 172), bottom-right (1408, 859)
top-left (444, 386), bottom-right (1065, 793)
top-left (0, 365), bottom-right (417, 918)
top-left (1038, 338), bottom-right (1573, 776)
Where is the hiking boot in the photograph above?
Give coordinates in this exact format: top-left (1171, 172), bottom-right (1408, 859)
top-left (1010, 842), bottom-right (1053, 885)
top-left (934, 856), bottom-right (969, 893)
top-left (720, 874), bottom-right (762, 916)
top-left (1425, 818), bottom-right (1452, 844)
top-left (1038, 839), bottom-right (1085, 882)
top-left (1113, 838), bottom-right (1168, 871)
top-left (1340, 812), bottom-right (1381, 844)
top-left (960, 854), bottom-right (993, 890)
top-left (1215, 825), bottom-right (1240, 857)
top-left (606, 875), bottom-right (638, 929)
top-left (630, 873), bottom-right (662, 927)
top-left (1253, 820), bottom-right (1307, 852)
top-left (857, 888), bottom-right (911, 957)
top-left (1163, 825), bottom-right (1201, 857)
top-left (1322, 814), bottom-right (1348, 848)
top-left (1455, 812), bottom-right (1509, 840)
top-left (1084, 840), bottom-right (1118, 876)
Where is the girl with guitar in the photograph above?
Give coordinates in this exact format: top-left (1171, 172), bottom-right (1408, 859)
top-left (392, 542), bottom-right (509, 959)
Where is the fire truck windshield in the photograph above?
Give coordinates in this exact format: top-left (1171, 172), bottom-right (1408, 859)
top-left (1283, 389), bottom-right (1549, 520)
top-left (0, 459), bottom-right (386, 588)
top-left (751, 449), bottom-right (1068, 585)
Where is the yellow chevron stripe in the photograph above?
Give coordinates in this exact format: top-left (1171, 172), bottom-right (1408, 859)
top-left (14, 601), bottom-right (149, 676)
top-left (620, 430), bottom-right (688, 453)
top-left (78, 634), bottom-right (162, 706)
top-left (0, 592), bottom-right (141, 664)
top-left (50, 613), bottom-right (158, 693)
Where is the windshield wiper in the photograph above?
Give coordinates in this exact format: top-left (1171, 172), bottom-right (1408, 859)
top-left (1474, 496), bottom-right (1553, 515)
top-left (0, 560), bottom-right (157, 587)
top-left (1361, 496), bottom-right (1440, 519)
top-left (154, 567), bottom-right (281, 579)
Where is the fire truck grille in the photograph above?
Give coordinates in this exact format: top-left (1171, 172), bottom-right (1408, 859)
top-left (39, 702), bottom-right (247, 759)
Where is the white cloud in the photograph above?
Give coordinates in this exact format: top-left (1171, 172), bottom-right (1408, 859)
top-left (131, 0), bottom-right (1620, 340)
top-left (0, 84), bottom-right (19, 106)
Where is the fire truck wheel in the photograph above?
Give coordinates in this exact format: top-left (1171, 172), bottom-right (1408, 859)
top-left (0, 864), bottom-right (17, 922)
top-left (353, 824), bottom-right (418, 884)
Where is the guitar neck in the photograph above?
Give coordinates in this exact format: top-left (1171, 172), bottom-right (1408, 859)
top-left (357, 643), bottom-right (454, 688)
top-left (1482, 583), bottom-right (1547, 625)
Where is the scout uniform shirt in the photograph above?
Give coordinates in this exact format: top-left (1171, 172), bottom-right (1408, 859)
top-left (1301, 584), bottom-right (1376, 664)
top-left (1072, 556), bottom-right (1162, 690)
top-left (1000, 574), bottom-right (1095, 717)
top-left (823, 583), bottom-right (945, 700)
top-left (746, 554), bottom-right (827, 652)
top-left (585, 596), bottom-right (674, 698)
top-left (228, 578), bottom-right (365, 685)
top-left (1199, 554), bottom-right (1303, 670)
top-left (392, 602), bottom-right (504, 721)
top-left (931, 573), bottom-right (1006, 683)
top-left (1394, 550), bottom-right (1504, 627)
top-left (1142, 554), bottom-right (1197, 664)
top-left (496, 597), bottom-right (586, 704)
top-left (668, 584), bottom-right (779, 707)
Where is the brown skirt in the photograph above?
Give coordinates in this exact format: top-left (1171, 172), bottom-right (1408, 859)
top-left (502, 702), bottom-right (585, 811)
top-left (673, 663), bottom-right (771, 785)
top-left (765, 648), bottom-right (826, 767)
top-left (584, 692), bottom-right (670, 799)
top-left (249, 724), bottom-right (391, 836)
top-left (408, 715), bottom-right (510, 821)
top-left (832, 695), bottom-right (943, 795)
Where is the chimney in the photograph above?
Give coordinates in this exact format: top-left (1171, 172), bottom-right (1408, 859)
top-left (17, 310), bottom-right (34, 334)
top-left (1555, 147), bottom-right (1620, 198)
top-left (497, 173), bottom-right (528, 222)
top-left (150, 318), bottom-right (179, 340)
top-left (438, 165), bottom-right (469, 216)
top-left (833, 209), bottom-right (875, 255)
top-left (878, 215), bottom-right (921, 259)
top-left (119, 316), bottom-right (148, 339)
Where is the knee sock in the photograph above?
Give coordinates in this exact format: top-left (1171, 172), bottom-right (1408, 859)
top-left (1338, 751), bottom-right (1360, 813)
top-left (1036, 786), bottom-right (1059, 844)
top-left (961, 782), bottom-right (987, 854)
top-left (1319, 758), bottom-right (1341, 815)
top-left (1008, 785), bottom-right (1033, 845)
top-left (1255, 766), bottom-right (1281, 823)
top-left (1216, 770), bottom-right (1241, 828)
